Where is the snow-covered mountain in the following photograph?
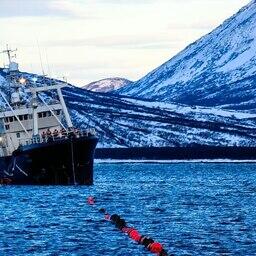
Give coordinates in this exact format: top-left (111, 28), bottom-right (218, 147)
top-left (83, 77), bottom-right (132, 92)
top-left (66, 88), bottom-right (256, 148)
top-left (118, 1), bottom-right (256, 112)
top-left (1, 70), bottom-right (256, 148)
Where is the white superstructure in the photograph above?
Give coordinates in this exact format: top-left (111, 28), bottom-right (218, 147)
top-left (0, 47), bottom-right (73, 156)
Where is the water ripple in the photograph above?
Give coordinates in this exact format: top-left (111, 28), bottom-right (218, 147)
top-left (0, 163), bottom-right (256, 255)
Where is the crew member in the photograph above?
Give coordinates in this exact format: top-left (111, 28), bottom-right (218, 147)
top-left (68, 127), bottom-right (75, 138)
top-left (61, 128), bottom-right (67, 138)
top-left (42, 131), bottom-right (46, 142)
top-left (46, 128), bottom-right (53, 142)
top-left (46, 128), bottom-right (51, 136)
top-left (74, 128), bottom-right (80, 137)
top-left (53, 129), bottom-right (59, 138)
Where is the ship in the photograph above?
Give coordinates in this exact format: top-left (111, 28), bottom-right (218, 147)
top-left (0, 47), bottom-right (98, 185)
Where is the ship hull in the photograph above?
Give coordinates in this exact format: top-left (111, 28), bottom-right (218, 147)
top-left (0, 135), bottom-right (98, 185)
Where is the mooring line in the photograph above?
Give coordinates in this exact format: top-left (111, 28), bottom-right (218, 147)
top-left (87, 196), bottom-right (171, 256)
top-left (16, 164), bottom-right (28, 176)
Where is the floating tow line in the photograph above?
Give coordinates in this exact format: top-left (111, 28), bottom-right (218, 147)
top-left (87, 196), bottom-right (171, 256)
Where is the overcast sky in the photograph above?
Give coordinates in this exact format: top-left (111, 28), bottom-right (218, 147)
top-left (0, 0), bottom-right (250, 86)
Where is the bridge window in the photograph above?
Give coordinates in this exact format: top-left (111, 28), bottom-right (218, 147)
top-left (38, 112), bottom-right (50, 118)
top-left (38, 111), bottom-right (60, 118)
top-left (16, 132), bottom-right (20, 138)
top-left (5, 125), bottom-right (9, 130)
top-left (18, 115), bottom-right (23, 121)
top-left (24, 115), bottom-right (28, 120)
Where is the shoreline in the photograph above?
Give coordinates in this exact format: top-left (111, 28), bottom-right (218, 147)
top-left (95, 159), bottom-right (256, 164)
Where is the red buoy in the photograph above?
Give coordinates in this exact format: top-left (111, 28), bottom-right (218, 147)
top-left (104, 214), bottom-right (111, 221)
top-left (149, 242), bottom-right (163, 253)
top-left (129, 230), bottom-right (141, 242)
top-left (87, 196), bottom-right (95, 205)
top-left (90, 200), bottom-right (169, 255)
top-left (132, 233), bottom-right (141, 242)
top-left (126, 227), bottom-right (135, 235)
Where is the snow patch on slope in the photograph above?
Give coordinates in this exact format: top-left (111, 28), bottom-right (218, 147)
top-left (83, 77), bottom-right (132, 93)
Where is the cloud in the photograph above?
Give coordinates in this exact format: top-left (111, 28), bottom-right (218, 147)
top-left (0, 0), bottom-right (73, 18)
top-left (168, 22), bottom-right (217, 31)
top-left (91, 0), bottom-right (155, 4)
top-left (42, 35), bottom-right (183, 50)
top-left (0, 0), bottom-right (250, 86)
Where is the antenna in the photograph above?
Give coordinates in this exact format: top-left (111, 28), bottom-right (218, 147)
top-left (0, 44), bottom-right (17, 65)
top-left (36, 40), bottom-right (45, 76)
top-left (45, 48), bottom-right (52, 78)
top-left (56, 75), bottom-right (68, 83)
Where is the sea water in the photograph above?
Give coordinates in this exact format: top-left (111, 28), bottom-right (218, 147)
top-left (0, 163), bottom-right (256, 256)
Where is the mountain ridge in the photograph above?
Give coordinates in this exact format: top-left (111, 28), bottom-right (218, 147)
top-left (118, 1), bottom-right (256, 111)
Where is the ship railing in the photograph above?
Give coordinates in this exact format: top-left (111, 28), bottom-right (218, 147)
top-left (18, 128), bottom-right (96, 146)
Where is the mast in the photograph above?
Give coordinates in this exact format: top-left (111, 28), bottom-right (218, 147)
top-left (56, 85), bottom-right (73, 128)
top-left (0, 44), bottom-right (17, 64)
top-left (0, 46), bottom-right (31, 141)
top-left (1, 45), bottom-right (20, 106)
top-left (31, 89), bottom-right (39, 136)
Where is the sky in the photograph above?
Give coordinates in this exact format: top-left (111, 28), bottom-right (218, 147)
top-left (0, 0), bottom-right (250, 86)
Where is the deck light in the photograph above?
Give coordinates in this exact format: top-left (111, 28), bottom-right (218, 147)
top-left (19, 77), bottom-right (26, 84)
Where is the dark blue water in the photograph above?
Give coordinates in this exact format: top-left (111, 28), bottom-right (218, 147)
top-left (1, 163), bottom-right (256, 256)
